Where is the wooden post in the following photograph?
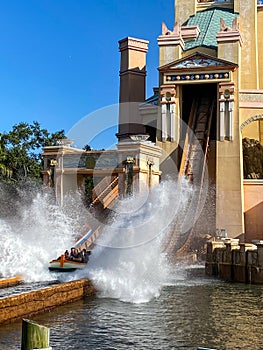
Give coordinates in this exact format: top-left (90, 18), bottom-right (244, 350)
top-left (21, 319), bottom-right (52, 350)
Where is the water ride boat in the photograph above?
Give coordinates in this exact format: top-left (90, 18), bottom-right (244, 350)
top-left (48, 225), bottom-right (94, 272)
top-left (49, 254), bottom-right (87, 272)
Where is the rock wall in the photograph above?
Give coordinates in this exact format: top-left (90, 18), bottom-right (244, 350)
top-left (0, 279), bottom-right (95, 325)
top-left (206, 239), bottom-right (263, 284)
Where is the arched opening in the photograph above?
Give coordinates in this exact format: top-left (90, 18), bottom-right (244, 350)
top-left (241, 115), bottom-right (263, 179)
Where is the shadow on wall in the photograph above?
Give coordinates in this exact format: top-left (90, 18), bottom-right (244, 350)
top-left (245, 201), bottom-right (263, 242)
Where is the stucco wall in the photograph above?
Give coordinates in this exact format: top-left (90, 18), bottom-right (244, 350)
top-left (244, 181), bottom-right (263, 241)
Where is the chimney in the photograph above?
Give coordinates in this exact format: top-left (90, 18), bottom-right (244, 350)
top-left (117, 37), bottom-right (149, 141)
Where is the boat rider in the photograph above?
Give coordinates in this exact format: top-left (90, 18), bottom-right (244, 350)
top-left (81, 249), bottom-right (90, 263)
top-left (64, 250), bottom-right (70, 260)
top-left (69, 247), bottom-right (82, 261)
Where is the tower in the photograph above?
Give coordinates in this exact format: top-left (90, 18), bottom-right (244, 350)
top-left (140, 0), bottom-right (263, 240)
top-left (117, 37), bottom-right (149, 141)
top-left (43, 0), bottom-right (263, 251)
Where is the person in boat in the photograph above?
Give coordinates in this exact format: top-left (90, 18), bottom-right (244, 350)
top-left (81, 249), bottom-right (90, 263)
top-left (69, 247), bottom-right (82, 262)
top-left (64, 250), bottom-right (70, 260)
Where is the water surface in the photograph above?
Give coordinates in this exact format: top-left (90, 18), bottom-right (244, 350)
top-left (0, 267), bottom-right (262, 350)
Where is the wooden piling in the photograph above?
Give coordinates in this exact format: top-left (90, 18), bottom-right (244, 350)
top-left (21, 319), bottom-right (52, 350)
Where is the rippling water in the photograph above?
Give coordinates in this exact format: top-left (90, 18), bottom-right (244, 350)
top-left (0, 267), bottom-right (263, 350)
top-left (0, 281), bottom-right (59, 298)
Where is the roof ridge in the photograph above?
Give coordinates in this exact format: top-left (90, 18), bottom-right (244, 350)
top-left (202, 8), bottom-right (217, 45)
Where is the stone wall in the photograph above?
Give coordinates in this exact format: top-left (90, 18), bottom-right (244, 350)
top-left (0, 279), bottom-right (95, 325)
top-left (205, 239), bottom-right (263, 284)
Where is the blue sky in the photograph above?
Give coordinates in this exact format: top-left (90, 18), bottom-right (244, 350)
top-left (0, 0), bottom-right (174, 149)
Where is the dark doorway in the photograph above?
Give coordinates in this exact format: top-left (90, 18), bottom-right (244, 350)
top-left (182, 83), bottom-right (217, 140)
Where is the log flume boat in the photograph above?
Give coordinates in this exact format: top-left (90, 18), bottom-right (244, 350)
top-left (48, 254), bottom-right (87, 272)
top-left (49, 227), bottom-right (93, 272)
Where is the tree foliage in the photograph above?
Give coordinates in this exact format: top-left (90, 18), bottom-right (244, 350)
top-left (0, 121), bottom-right (65, 183)
top-left (83, 144), bottom-right (92, 151)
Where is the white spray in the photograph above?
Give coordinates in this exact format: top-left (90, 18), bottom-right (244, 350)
top-left (0, 178), bottom-right (200, 302)
top-left (74, 179), bottom-right (196, 303)
top-left (0, 191), bottom-right (76, 282)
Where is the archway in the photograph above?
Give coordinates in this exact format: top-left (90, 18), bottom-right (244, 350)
top-left (241, 114), bottom-right (263, 241)
top-left (241, 114), bottom-right (263, 179)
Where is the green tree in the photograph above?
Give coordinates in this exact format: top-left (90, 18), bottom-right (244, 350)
top-left (0, 121), bottom-right (65, 183)
top-left (83, 144), bottom-right (92, 151)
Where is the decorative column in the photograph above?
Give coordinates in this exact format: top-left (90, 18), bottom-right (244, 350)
top-left (161, 103), bottom-right (167, 142)
top-left (219, 83), bottom-right (235, 141)
top-left (124, 157), bottom-right (135, 196)
top-left (147, 158), bottom-right (154, 188)
top-left (160, 85), bottom-right (177, 142)
top-left (219, 97), bottom-right (225, 142)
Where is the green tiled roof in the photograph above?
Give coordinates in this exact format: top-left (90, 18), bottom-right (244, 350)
top-left (184, 8), bottom-right (238, 51)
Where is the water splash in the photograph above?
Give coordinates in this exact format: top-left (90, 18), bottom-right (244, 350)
top-left (0, 189), bottom-right (77, 282)
top-left (73, 179), bottom-right (196, 303)
top-left (0, 178), bottom-right (201, 303)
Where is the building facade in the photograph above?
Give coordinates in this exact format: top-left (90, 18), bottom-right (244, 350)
top-left (43, 0), bottom-right (263, 249)
top-left (118, 0), bottom-right (263, 241)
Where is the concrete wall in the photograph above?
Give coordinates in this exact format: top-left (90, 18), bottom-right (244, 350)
top-left (0, 279), bottom-right (95, 325)
top-left (206, 240), bottom-right (263, 284)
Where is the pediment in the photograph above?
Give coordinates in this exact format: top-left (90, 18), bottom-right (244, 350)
top-left (159, 52), bottom-right (237, 73)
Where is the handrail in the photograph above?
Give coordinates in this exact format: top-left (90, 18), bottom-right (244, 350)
top-left (102, 185), bottom-right (119, 209)
top-left (92, 176), bottom-right (118, 206)
top-left (92, 176), bottom-right (112, 201)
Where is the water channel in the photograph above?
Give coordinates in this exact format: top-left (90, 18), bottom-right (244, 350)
top-left (0, 266), bottom-right (263, 349)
